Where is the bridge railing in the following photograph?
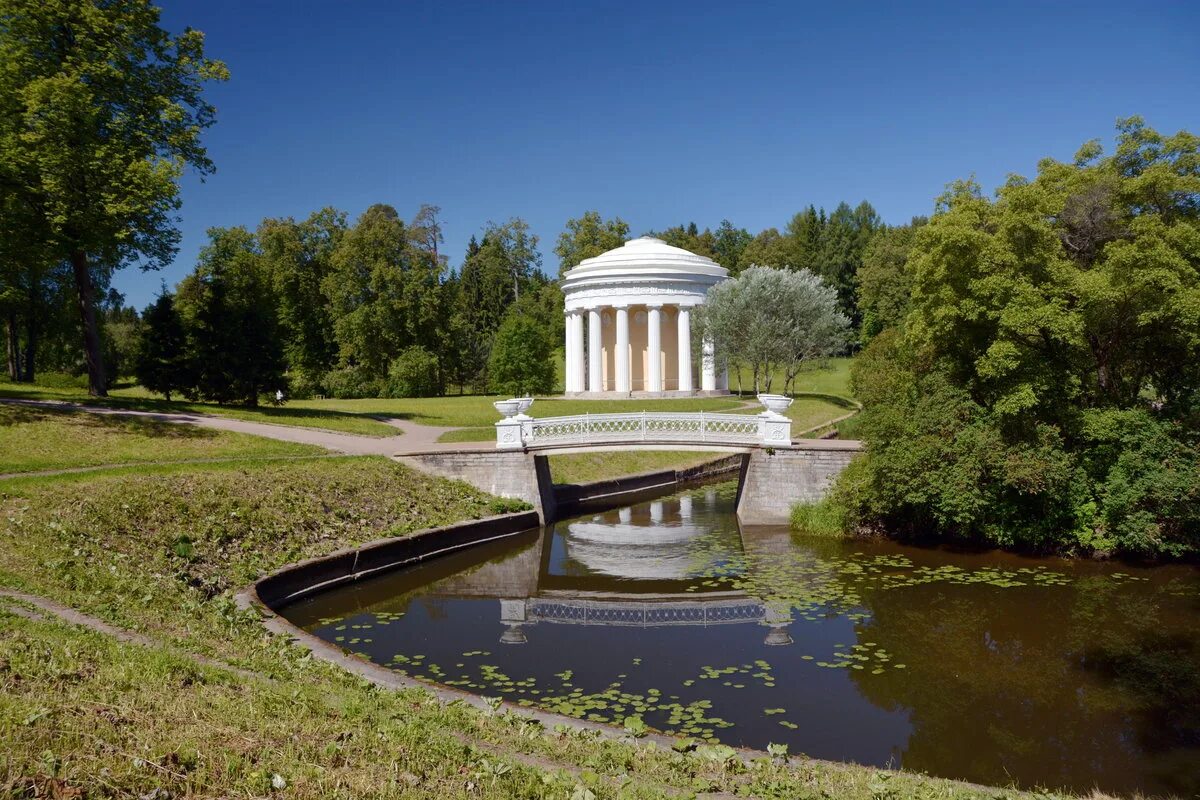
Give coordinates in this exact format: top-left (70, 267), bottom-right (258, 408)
top-left (494, 405), bottom-right (792, 450)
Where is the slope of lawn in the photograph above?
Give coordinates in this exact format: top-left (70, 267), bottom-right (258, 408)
top-left (0, 450), bottom-right (1062, 800)
top-left (728, 357), bottom-right (856, 399)
top-left (547, 450), bottom-right (726, 485)
top-left (0, 402), bottom-right (324, 474)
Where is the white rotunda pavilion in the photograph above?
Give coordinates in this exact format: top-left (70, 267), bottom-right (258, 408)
top-left (561, 236), bottom-right (729, 395)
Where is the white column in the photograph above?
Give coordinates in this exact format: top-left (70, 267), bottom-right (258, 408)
top-left (566, 311), bottom-right (584, 393)
top-left (701, 336), bottom-right (716, 391)
top-left (646, 304), bottom-right (662, 392)
top-left (573, 312), bottom-right (586, 392)
top-left (677, 305), bottom-right (693, 392)
top-left (563, 312), bottom-right (574, 393)
top-left (615, 305), bottom-right (630, 393)
top-left (587, 307), bottom-right (602, 392)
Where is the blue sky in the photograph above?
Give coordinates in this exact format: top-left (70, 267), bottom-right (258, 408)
top-left (123, 0), bottom-right (1200, 309)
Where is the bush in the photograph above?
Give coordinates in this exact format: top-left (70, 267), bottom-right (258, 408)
top-left (33, 371), bottom-right (89, 389)
top-left (487, 312), bottom-right (555, 397)
top-left (321, 366), bottom-right (383, 399)
top-left (386, 346), bottom-right (440, 398)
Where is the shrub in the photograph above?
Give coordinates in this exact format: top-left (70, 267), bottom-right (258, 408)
top-left (322, 366), bottom-right (383, 399)
top-left (386, 346), bottom-right (440, 398)
top-left (488, 312), bottom-right (555, 397)
top-left (33, 371), bottom-right (88, 389)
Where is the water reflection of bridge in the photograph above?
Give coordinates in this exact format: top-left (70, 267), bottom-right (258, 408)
top-left (429, 486), bottom-right (798, 645)
top-left (289, 485), bottom-right (798, 645)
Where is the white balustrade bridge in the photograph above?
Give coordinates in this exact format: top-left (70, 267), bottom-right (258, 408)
top-left (494, 402), bottom-right (793, 452)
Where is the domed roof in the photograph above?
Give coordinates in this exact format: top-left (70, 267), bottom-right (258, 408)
top-left (564, 236), bottom-right (728, 280)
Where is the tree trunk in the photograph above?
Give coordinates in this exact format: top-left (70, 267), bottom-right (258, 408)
top-left (69, 250), bottom-right (107, 396)
top-left (21, 318), bottom-right (36, 383)
top-left (5, 314), bottom-right (18, 382)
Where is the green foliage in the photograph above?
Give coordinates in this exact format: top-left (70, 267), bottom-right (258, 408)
top-left (857, 217), bottom-right (926, 340)
top-left (258, 208), bottom-right (346, 384)
top-left (321, 365), bottom-right (384, 400)
top-left (179, 227), bottom-right (286, 406)
top-left (0, 0), bottom-right (228, 394)
top-left (843, 119), bottom-right (1200, 558)
top-left (133, 291), bottom-right (190, 401)
top-left (386, 345), bottom-right (440, 398)
top-left (695, 265), bottom-right (849, 393)
top-left (554, 211), bottom-right (629, 275)
top-left (790, 499), bottom-right (847, 536)
top-left (487, 311), bottom-right (555, 397)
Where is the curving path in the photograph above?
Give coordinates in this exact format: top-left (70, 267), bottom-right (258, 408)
top-left (0, 398), bottom-right (490, 457)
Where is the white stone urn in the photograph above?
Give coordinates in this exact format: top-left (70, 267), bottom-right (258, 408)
top-left (515, 397), bottom-right (534, 418)
top-left (493, 399), bottom-right (521, 419)
top-left (757, 394), bottom-right (793, 418)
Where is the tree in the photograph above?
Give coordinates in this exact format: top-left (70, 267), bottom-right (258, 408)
top-left (649, 222), bottom-right (717, 260)
top-left (487, 310), bottom-right (555, 396)
top-left (843, 118), bottom-right (1200, 558)
top-left (739, 228), bottom-right (791, 270)
top-left (811, 201), bottom-right (882, 327)
top-left (133, 289), bottom-right (188, 400)
top-left (258, 208), bottom-right (346, 386)
top-left (455, 219), bottom-right (544, 390)
top-left (555, 211), bottom-right (629, 275)
top-left (387, 345), bottom-right (439, 398)
top-left (712, 220), bottom-right (753, 275)
top-left (694, 265), bottom-right (849, 394)
top-left (857, 217), bottom-right (926, 340)
top-left (325, 204), bottom-right (410, 379)
top-left (0, 0), bottom-right (228, 395)
top-left (180, 227), bottom-right (284, 406)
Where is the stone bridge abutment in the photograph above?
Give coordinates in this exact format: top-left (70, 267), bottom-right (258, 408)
top-left (397, 439), bottom-right (862, 526)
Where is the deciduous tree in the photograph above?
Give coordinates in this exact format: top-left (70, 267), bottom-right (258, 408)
top-left (0, 0), bottom-right (227, 395)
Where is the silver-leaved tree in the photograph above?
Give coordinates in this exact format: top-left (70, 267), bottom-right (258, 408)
top-left (694, 265), bottom-right (849, 394)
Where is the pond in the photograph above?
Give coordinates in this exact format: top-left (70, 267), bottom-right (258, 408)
top-left (282, 480), bottom-right (1200, 798)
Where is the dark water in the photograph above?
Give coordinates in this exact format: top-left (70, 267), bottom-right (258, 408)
top-left (283, 481), bottom-right (1200, 797)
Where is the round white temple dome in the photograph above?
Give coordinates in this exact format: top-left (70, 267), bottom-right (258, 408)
top-left (565, 236), bottom-right (727, 280)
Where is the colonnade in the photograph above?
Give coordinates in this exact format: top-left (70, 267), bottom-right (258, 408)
top-left (564, 303), bottom-right (722, 393)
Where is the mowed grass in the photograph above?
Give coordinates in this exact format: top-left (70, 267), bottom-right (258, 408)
top-left (0, 403), bottom-right (323, 474)
top-left (299, 394), bottom-right (747, 429)
top-left (728, 357), bottom-right (855, 399)
top-left (547, 450), bottom-right (726, 485)
top-left (0, 381), bottom-right (399, 437)
top-left (0, 422), bottom-right (1071, 800)
top-left (0, 381), bottom-right (748, 438)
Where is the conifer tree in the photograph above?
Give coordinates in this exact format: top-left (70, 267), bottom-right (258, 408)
top-left (133, 290), bottom-right (189, 401)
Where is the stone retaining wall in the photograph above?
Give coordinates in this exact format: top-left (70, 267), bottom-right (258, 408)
top-left (254, 510), bottom-right (542, 608)
top-left (735, 442), bottom-right (862, 525)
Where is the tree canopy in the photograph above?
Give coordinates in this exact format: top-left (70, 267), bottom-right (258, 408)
top-left (0, 0), bottom-right (227, 394)
top-left (842, 118), bottom-right (1200, 559)
top-left (695, 265), bottom-right (849, 394)
top-left (554, 211), bottom-right (629, 275)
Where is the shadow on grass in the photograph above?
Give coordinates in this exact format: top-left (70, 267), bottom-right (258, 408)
top-left (0, 383), bottom-right (391, 429)
top-left (0, 402), bottom-right (220, 440)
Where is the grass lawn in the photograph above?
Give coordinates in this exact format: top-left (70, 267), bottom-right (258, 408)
top-left (296, 394), bottom-right (748, 429)
top-left (728, 356), bottom-right (855, 399)
top-left (0, 420), bottom-right (1070, 799)
top-left (0, 381), bottom-right (400, 437)
top-left (0, 382), bottom-right (748, 438)
top-left (0, 403), bottom-right (323, 474)
top-left (547, 450), bottom-right (726, 485)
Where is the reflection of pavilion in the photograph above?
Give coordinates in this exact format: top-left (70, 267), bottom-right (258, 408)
top-left (444, 488), bottom-right (797, 645)
top-left (292, 486), bottom-right (797, 646)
